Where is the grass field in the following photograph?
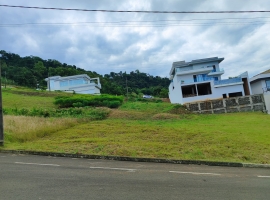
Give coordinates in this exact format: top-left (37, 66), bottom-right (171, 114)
top-left (1, 87), bottom-right (270, 164)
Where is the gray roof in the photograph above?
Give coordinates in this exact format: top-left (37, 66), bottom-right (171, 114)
top-left (250, 69), bottom-right (270, 83)
top-left (169, 57), bottom-right (224, 75)
top-left (259, 69), bottom-right (270, 75)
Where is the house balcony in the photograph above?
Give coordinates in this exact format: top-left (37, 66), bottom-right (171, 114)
top-left (180, 77), bottom-right (213, 85)
top-left (207, 68), bottom-right (224, 76)
top-left (214, 77), bottom-right (242, 87)
top-left (176, 66), bottom-right (213, 75)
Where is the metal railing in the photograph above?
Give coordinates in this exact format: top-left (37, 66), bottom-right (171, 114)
top-left (210, 68), bottom-right (224, 73)
top-left (180, 77), bottom-right (213, 84)
top-left (214, 77), bottom-right (242, 85)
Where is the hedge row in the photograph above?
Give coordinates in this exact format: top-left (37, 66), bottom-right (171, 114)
top-left (4, 107), bottom-right (110, 120)
top-left (54, 94), bottom-right (124, 108)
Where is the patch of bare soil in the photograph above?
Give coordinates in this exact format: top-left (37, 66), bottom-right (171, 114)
top-left (108, 110), bottom-right (149, 120)
top-left (152, 113), bottom-right (180, 120)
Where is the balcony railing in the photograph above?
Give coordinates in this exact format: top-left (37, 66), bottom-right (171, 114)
top-left (180, 77), bottom-right (214, 84)
top-left (176, 66), bottom-right (193, 72)
top-left (210, 68), bottom-right (224, 73)
top-left (214, 77), bottom-right (242, 86)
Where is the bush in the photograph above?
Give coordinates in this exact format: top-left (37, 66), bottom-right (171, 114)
top-left (54, 94), bottom-right (124, 108)
top-left (3, 107), bottom-right (111, 120)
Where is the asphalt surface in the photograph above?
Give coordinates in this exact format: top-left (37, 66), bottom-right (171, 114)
top-left (1, 153), bottom-right (270, 200)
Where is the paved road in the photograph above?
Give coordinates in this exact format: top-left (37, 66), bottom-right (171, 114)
top-left (0, 153), bottom-right (270, 200)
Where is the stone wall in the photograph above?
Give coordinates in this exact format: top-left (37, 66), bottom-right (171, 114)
top-left (185, 94), bottom-right (266, 114)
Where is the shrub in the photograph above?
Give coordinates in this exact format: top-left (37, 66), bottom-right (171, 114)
top-left (54, 94), bottom-right (124, 108)
top-left (3, 107), bottom-right (110, 120)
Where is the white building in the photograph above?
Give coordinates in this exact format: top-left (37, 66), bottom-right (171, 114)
top-left (45, 74), bottom-right (101, 94)
top-left (168, 57), bottom-right (252, 104)
top-left (250, 69), bottom-right (270, 94)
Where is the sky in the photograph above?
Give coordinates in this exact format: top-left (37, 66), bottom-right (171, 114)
top-left (1, 0), bottom-right (270, 78)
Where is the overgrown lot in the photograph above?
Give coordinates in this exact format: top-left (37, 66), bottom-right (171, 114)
top-left (1, 87), bottom-right (270, 164)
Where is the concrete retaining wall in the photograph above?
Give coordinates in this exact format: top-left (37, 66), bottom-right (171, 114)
top-left (185, 94), bottom-right (266, 114)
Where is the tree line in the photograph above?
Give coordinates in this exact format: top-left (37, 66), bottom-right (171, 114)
top-left (0, 50), bottom-right (169, 97)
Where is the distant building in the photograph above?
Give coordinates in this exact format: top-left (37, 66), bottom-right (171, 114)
top-left (250, 69), bottom-right (270, 94)
top-left (45, 74), bottom-right (101, 94)
top-left (168, 57), bottom-right (252, 104)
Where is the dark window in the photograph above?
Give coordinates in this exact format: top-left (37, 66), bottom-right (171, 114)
top-left (193, 75), bottom-right (197, 82)
top-left (181, 85), bottom-right (197, 98)
top-left (266, 79), bottom-right (270, 88)
top-left (229, 92), bottom-right (242, 97)
top-left (222, 94), bottom-right (227, 98)
top-left (197, 83), bottom-right (212, 96)
top-left (212, 65), bottom-right (216, 72)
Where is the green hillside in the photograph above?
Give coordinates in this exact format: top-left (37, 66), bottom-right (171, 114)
top-left (0, 50), bottom-right (169, 97)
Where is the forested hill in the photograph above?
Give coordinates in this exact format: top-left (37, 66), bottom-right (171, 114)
top-left (0, 50), bottom-right (169, 97)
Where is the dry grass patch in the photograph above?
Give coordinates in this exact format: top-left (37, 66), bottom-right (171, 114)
top-left (152, 113), bottom-right (180, 120)
top-left (108, 109), bottom-right (149, 120)
top-left (4, 115), bottom-right (81, 142)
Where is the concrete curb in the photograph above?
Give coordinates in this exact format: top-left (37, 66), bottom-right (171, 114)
top-left (1, 150), bottom-right (269, 168)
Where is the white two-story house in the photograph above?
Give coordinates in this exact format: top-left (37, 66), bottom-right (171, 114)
top-left (45, 74), bottom-right (101, 94)
top-left (168, 57), bottom-right (252, 104)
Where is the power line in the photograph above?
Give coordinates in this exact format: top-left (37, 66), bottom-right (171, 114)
top-left (1, 19), bottom-right (270, 27)
top-left (1, 5), bottom-right (270, 13)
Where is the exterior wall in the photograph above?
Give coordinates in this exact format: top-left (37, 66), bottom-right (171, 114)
top-left (169, 79), bottom-right (245, 104)
top-left (185, 94), bottom-right (266, 114)
top-left (169, 79), bottom-right (184, 104)
top-left (263, 93), bottom-right (270, 114)
top-left (177, 74), bottom-right (194, 83)
top-left (251, 80), bottom-right (264, 94)
top-left (181, 83), bottom-right (244, 104)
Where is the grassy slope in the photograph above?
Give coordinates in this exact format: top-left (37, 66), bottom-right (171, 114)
top-left (1, 88), bottom-right (270, 164)
top-left (2, 88), bottom-right (66, 109)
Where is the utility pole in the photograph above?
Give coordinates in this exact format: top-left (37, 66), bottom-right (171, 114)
top-left (48, 67), bottom-right (50, 91)
top-left (126, 76), bottom-right (128, 100)
top-left (5, 71), bottom-right (6, 89)
top-left (0, 60), bottom-right (4, 146)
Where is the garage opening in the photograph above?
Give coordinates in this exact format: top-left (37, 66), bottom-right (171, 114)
top-left (197, 83), bottom-right (212, 96)
top-left (181, 85), bottom-right (197, 98)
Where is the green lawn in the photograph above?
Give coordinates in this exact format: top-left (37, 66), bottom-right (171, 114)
top-left (1, 88), bottom-right (270, 164)
top-left (2, 88), bottom-right (58, 109)
top-left (3, 112), bottom-right (270, 164)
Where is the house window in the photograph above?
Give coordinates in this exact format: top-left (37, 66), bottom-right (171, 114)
top-left (222, 94), bottom-right (227, 98)
top-left (60, 80), bottom-right (69, 87)
top-left (197, 83), bottom-right (212, 96)
top-left (229, 92), bottom-right (242, 97)
top-left (266, 79), bottom-right (270, 88)
top-left (50, 80), bottom-right (55, 90)
top-left (196, 74), bottom-right (213, 82)
top-left (69, 79), bottom-right (84, 86)
top-left (181, 85), bottom-right (197, 98)
top-left (212, 65), bottom-right (216, 72)
top-left (193, 75), bottom-right (197, 82)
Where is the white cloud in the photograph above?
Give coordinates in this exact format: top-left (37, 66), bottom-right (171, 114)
top-left (1, 0), bottom-right (270, 78)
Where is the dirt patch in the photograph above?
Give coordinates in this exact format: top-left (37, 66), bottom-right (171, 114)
top-left (152, 113), bottom-right (180, 120)
top-left (108, 110), bottom-right (149, 120)
top-left (168, 105), bottom-right (191, 115)
top-left (9, 90), bottom-right (72, 97)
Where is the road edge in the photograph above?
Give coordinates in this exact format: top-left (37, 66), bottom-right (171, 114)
top-left (1, 150), bottom-right (270, 168)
